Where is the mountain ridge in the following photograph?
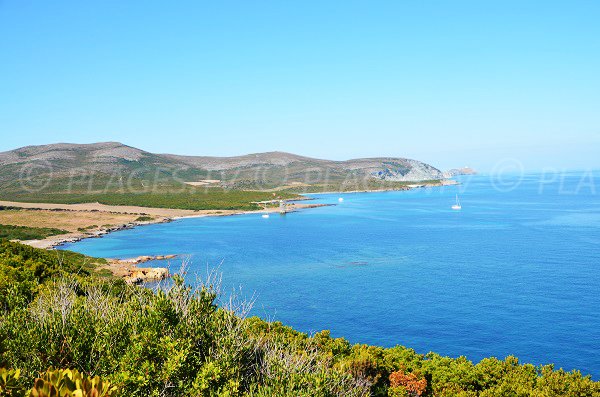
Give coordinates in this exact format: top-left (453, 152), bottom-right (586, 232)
top-left (0, 142), bottom-right (446, 189)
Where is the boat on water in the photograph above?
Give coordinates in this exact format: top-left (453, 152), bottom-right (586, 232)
top-left (262, 214), bottom-right (270, 219)
top-left (452, 194), bottom-right (462, 210)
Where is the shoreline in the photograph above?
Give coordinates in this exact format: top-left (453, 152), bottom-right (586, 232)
top-left (3, 180), bottom-right (460, 283)
top-left (5, 180), bottom-right (458, 251)
top-left (303, 179), bottom-right (459, 195)
top-left (7, 201), bottom-right (331, 250)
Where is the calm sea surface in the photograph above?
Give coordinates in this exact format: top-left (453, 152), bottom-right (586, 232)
top-left (60, 173), bottom-right (600, 377)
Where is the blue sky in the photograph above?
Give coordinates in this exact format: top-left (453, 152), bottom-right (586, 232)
top-left (0, 1), bottom-right (598, 171)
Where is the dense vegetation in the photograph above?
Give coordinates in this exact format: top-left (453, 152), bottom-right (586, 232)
top-left (0, 181), bottom-right (445, 211)
top-left (0, 224), bottom-right (68, 241)
top-left (1, 240), bottom-right (598, 396)
top-left (1, 165), bottom-right (300, 211)
top-left (0, 189), bottom-right (299, 211)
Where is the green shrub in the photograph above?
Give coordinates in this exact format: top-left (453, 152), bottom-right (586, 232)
top-left (1, 242), bottom-right (599, 397)
top-left (0, 225), bottom-right (68, 241)
top-left (134, 216), bottom-right (153, 222)
top-left (77, 226), bottom-right (98, 232)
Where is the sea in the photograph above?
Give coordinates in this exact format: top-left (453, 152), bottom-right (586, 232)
top-left (60, 172), bottom-right (600, 378)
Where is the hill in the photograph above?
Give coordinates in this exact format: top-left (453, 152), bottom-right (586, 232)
top-left (0, 142), bottom-right (444, 192)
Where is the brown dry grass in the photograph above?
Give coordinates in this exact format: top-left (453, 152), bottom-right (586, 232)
top-left (0, 200), bottom-right (329, 249)
top-left (0, 200), bottom-right (199, 217)
top-left (0, 209), bottom-right (142, 232)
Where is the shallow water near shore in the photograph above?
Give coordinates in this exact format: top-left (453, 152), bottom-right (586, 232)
top-left (61, 173), bottom-right (600, 378)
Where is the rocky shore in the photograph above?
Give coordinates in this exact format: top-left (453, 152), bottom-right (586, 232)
top-left (104, 254), bottom-right (177, 284)
top-left (23, 218), bottom-right (172, 249)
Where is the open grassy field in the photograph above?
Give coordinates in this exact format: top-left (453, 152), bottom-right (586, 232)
top-left (0, 208), bottom-right (145, 233)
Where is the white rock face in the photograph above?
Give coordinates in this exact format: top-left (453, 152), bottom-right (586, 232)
top-left (370, 159), bottom-right (444, 181)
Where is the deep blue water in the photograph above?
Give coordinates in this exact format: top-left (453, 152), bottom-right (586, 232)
top-left (60, 173), bottom-right (600, 377)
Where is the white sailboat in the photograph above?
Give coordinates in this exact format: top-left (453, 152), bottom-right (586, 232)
top-left (452, 194), bottom-right (462, 210)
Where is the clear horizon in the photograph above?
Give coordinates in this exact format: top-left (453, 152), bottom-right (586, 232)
top-left (1, 1), bottom-right (599, 172)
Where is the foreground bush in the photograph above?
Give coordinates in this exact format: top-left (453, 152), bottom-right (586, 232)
top-left (1, 240), bottom-right (599, 396)
top-left (0, 367), bottom-right (116, 397)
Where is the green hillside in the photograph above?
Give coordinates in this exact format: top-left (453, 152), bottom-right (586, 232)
top-left (0, 142), bottom-right (445, 195)
top-left (0, 142), bottom-right (452, 210)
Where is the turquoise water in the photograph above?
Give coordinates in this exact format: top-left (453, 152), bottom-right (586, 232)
top-left (60, 173), bottom-right (600, 377)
